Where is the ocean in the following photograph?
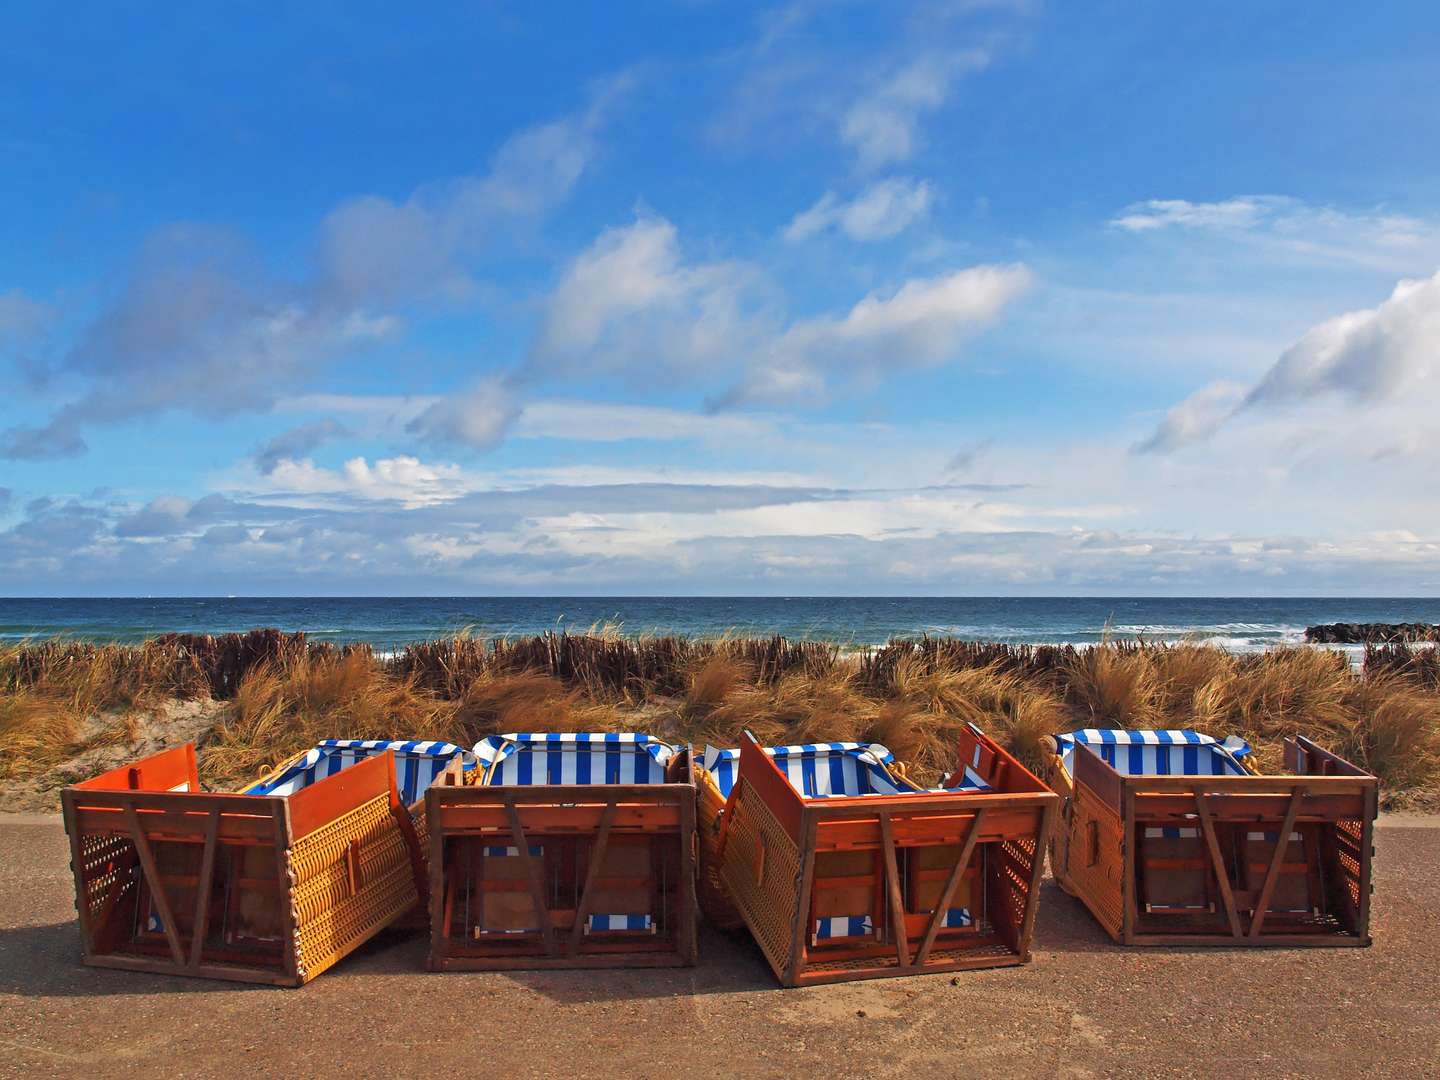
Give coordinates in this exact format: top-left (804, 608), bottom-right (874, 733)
top-left (1, 596), bottom-right (1436, 652)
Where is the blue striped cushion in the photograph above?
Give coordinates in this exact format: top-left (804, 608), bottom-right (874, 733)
top-left (1054, 729), bottom-right (1251, 778)
top-left (585, 914), bottom-right (654, 933)
top-left (244, 739), bottom-right (473, 805)
top-left (700, 743), bottom-right (924, 798)
top-left (811, 908), bottom-right (972, 944)
top-left (473, 732), bottom-right (677, 786)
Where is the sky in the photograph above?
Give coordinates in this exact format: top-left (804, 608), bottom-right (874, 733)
top-left (3, 1), bottom-right (1440, 597)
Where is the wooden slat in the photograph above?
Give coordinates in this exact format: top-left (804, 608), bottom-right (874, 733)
top-left (1248, 790), bottom-right (1304, 939)
top-left (187, 809), bottom-right (220, 968)
top-left (783, 814), bottom-right (819, 985)
top-left (506, 801), bottom-right (557, 956)
top-left (877, 812), bottom-right (911, 970)
top-left (567, 802), bottom-right (617, 955)
top-left (123, 805), bottom-right (186, 966)
top-left (60, 793), bottom-right (97, 956)
top-left (1192, 792), bottom-right (1242, 938)
top-left (913, 807), bottom-right (987, 967)
top-left (1015, 799), bottom-right (1056, 958)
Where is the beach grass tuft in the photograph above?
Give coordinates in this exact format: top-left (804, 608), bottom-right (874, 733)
top-left (3, 630), bottom-right (1440, 804)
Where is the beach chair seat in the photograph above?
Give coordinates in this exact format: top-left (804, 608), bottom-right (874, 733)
top-left (426, 732), bottom-right (697, 969)
top-left (1045, 727), bottom-right (1377, 945)
top-left (707, 726), bottom-right (1056, 985)
top-left (63, 740), bottom-right (469, 986)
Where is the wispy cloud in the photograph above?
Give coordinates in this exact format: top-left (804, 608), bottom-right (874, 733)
top-left (784, 177), bottom-right (935, 242)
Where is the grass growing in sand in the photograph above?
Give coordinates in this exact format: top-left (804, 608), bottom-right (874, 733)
top-left (4, 631), bottom-right (1440, 805)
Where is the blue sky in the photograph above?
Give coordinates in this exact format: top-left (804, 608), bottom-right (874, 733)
top-left (3, 1), bottom-right (1440, 595)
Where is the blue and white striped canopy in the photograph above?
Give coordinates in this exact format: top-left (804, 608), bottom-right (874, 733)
top-left (701, 742), bottom-right (992, 799)
top-left (1054, 729), bottom-right (1252, 778)
top-left (473, 732), bottom-right (677, 786)
top-left (244, 739), bottom-right (473, 806)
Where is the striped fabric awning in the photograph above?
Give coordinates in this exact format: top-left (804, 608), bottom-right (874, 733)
top-left (700, 742), bottom-right (919, 799)
top-left (1053, 729), bottom-right (1251, 778)
top-left (473, 732), bottom-right (677, 786)
top-left (700, 741), bottom-right (992, 799)
top-left (244, 739), bottom-right (474, 806)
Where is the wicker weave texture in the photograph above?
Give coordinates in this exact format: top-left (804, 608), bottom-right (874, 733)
top-left (696, 774), bottom-right (745, 930)
top-left (288, 793), bottom-right (419, 982)
top-left (718, 783), bottom-right (801, 978)
top-left (1064, 784), bottom-right (1126, 939)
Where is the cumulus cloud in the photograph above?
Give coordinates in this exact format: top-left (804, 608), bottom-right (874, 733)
top-left (7, 471), bottom-right (1440, 595)
top-left (530, 216), bottom-right (760, 378)
top-left (253, 419), bottom-right (351, 474)
top-left (4, 82), bottom-right (629, 462)
top-left (1245, 271), bottom-right (1440, 408)
top-left (406, 377), bottom-right (520, 452)
top-left (719, 263), bottom-right (1033, 407)
top-left (1139, 270), bottom-right (1440, 453)
top-left (783, 178), bottom-right (934, 242)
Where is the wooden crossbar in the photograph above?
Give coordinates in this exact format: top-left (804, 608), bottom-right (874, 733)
top-left (123, 805), bottom-right (186, 966)
top-left (187, 809), bottom-right (220, 968)
top-left (1192, 793), bottom-right (1242, 938)
top-left (567, 801), bottom-right (618, 956)
top-left (506, 802), bottom-right (557, 956)
top-left (913, 808), bottom-right (987, 967)
top-left (877, 813), bottom-right (911, 970)
top-left (1249, 790), bottom-right (1304, 939)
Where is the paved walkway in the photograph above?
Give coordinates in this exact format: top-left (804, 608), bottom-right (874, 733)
top-left (1, 816), bottom-right (1436, 1079)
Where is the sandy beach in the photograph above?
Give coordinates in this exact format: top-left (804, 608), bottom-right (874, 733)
top-left (2, 813), bottom-right (1436, 1079)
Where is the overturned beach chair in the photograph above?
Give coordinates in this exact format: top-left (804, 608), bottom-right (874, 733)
top-left (1045, 729), bottom-right (1377, 946)
top-left (61, 739), bottom-right (470, 985)
top-left (706, 728), bottom-right (1057, 986)
top-left (425, 732), bottom-right (698, 970)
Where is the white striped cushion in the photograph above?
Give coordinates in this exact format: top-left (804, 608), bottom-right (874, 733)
top-left (474, 733), bottom-right (676, 786)
top-left (1055, 730), bottom-right (1250, 778)
top-left (245, 739), bottom-right (473, 806)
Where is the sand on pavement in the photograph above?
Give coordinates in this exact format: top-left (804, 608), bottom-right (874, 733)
top-left (1, 815), bottom-right (1437, 1080)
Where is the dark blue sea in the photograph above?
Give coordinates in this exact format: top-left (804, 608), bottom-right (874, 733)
top-left (1, 597), bottom-right (1436, 652)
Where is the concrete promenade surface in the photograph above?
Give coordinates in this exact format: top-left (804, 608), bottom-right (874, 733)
top-left (1, 815), bottom-right (1436, 1079)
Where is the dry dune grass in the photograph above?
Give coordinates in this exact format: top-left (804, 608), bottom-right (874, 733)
top-left (3, 631), bottom-right (1440, 805)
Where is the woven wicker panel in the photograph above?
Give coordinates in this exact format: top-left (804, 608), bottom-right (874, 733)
top-left (989, 838), bottom-right (1035, 951)
top-left (287, 793), bottom-right (419, 982)
top-left (718, 784), bottom-right (801, 977)
top-left (1065, 785), bottom-right (1125, 938)
top-left (77, 831), bottom-right (139, 928)
top-left (696, 775), bottom-right (745, 930)
top-left (1333, 818), bottom-right (1364, 915)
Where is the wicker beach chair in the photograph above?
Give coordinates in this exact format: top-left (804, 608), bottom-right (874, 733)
top-left (1044, 728), bottom-right (1378, 945)
top-left (708, 726), bottom-right (1057, 986)
top-left (61, 739), bottom-right (470, 985)
top-left (425, 732), bottom-right (698, 970)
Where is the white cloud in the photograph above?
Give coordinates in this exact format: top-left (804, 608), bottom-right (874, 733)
top-left (721, 263), bottom-right (1033, 406)
top-left (1134, 380), bottom-right (1247, 454)
top-left (784, 178), bottom-right (934, 242)
top-left (531, 216), bottom-right (760, 377)
top-left (1246, 270), bottom-right (1440, 408)
top-left (841, 52), bottom-right (987, 169)
top-left (264, 456), bottom-right (468, 508)
top-left (406, 377), bottom-right (520, 452)
top-left (1111, 195), bottom-right (1440, 274)
top-left (1111, 197), bottom-right (1283, 232)
top-left (1139, 270), bottom-right (1440, 454)
top-left (317, 76), bottom-right (632, 308)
